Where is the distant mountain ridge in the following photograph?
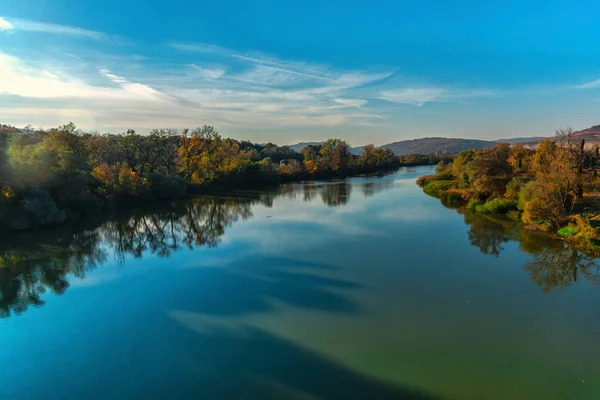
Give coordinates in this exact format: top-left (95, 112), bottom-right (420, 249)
top-left (519, 125), bottom-right (600, 148)
top-left (381, 136), bottom-right (551, 156)
top-left (288, 136), bottom-right (549, 157)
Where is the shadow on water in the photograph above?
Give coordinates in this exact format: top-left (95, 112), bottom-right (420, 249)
top-left (0, 174), bottom-right (442, 399)
top-left (151, 255), bottom-right (363, 317)
top-left (101, 321), bottom-right (442, 400)
top-left (111, 254), bottom-right (440, 398)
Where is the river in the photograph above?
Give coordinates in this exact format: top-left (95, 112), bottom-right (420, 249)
top-left (0, 165), bottom-right (598, 399)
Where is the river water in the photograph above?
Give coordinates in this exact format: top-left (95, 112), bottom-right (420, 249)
top-left (0, 166), bottom-right (598, 399)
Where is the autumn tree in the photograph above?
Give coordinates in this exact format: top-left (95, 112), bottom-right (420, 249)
top-left (520, 139), bottom-right (577, 227)
top-left (319, 139), bottom-right (351, 171)
top-left (467, 143), bottom-right (513, 199)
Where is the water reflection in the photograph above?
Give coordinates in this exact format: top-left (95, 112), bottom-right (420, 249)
top-left (2, 174), bottom-right (599, 319)
top-left (0, 178), bottom-right (390, 318)
top-left (456, 208), bottom-right (600, 293)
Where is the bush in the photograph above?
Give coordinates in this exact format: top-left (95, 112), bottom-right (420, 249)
top-left (474, 198), bottom-right (517, 214)
top-left (519, 181), bottom-right (571, 228)
top-left (557, 226), bottom-right (578, 237)
top-left (416, 175), bottom-right (435, 187)
top-left (417, 173), bottom-right (454, 188)
top-left (444, 188), bottom-right (468, 205)
top-left (505, 177), bottom-right (527, 202)
top-left (422, 179), bottom-right (457, 197)
top-left (21, 188), bottom-right (66, 226)
top-left (467, 199), bottom-right (483, 210)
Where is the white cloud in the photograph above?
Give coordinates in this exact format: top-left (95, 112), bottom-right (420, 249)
top-left (574, 79), bottom-right (600, 89)
top-left (168, 42), bottom-right (228, 55)
top-left (0, 51), bottom-right (387, 133)
top-left (378, 87), bottom-right (497, 106)
top-left (189, 64), bottom-right (225, 80)
top-left (0, 32), bottom-right (495, 137)
top-left (379, 88), bottom-right (445, 106)
top-left (0, 17), bottom-right (14, 30)
top-left (0, 16), bottom-right (121, 42)
top-left (332, 98), bottom-right (367, 108)
top-left (0, 53), bottom-right (166, 102)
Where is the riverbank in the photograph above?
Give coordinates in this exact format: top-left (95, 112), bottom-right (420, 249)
top-left (0, 164), bottom-right (410, 234)
top-left (416, 172), bottom-right (600, 256)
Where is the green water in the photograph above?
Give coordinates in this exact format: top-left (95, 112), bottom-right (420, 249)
top-left (0, 166), bottom-right (599, 399)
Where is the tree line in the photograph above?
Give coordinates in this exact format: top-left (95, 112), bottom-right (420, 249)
top-left (1, 123), bottom-right (429, 232)
top-left (418, 128), bottom-right (600, 253)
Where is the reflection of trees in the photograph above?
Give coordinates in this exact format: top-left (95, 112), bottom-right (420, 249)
top-left (321, 182), bottom-right (352, 207)
top-left (0, 195), bottom-right (262, 318)
top-left (461, 211), bottom-right (514, 257)
top-left (524, 241), bottom-right (600, 293)
top-left (0, 175), bottom-right (402, 317)
top-left (0, 227), bottom-right (106, 317)
top-left (102, 197), bottom-right (254, 260)
top-left (456, 208), bottom-right (600, 293)
top-left (360, 179), bottom-right (394, 198)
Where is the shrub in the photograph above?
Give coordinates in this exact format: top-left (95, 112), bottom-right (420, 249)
top-left (21, 188), bottom-right (66, 226)
top-left (519, 180), bottom-right (571, 228)
top-left (444, 188), bottom-right (469, 205)
top-left (505, 177), bottom-right (527, 202)
top-left (467, 199), bottom-right (483, 210)
top-left (557, 226), bottom-right (578, 237)
top-left (474, 198), bottom-right (517, 214)
top-left (422, 179), bottom-right (457, 197)
top-left (416, 175), bottom-right (435, 187)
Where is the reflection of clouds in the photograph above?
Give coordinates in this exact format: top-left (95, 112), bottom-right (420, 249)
top-left (378, 206), bottom-right (442, 222)
top-left (228, 195), bottom-right (390, 252)
top-left (69, 273), bottom-right (119, 288)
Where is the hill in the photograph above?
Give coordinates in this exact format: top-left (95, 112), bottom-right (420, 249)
top-left (494, 137), bottom-right (546, 144)
top-left (382, 137), bottom-right (494, 156)
top-left (288, 142), bottom-right (323, 153)
top-left (519, 125), bottom-right (600, 148)
top-left (382, 136), bottom-right (550, 155)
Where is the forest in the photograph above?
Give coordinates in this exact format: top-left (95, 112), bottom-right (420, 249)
top-left (0, 123), bottom-right (452, 232)
top-left (418, 128), bottom-right (600, 254)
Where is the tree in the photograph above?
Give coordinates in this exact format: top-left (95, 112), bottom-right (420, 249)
top-left (521, 139), bottom-right (577, 227)
top-left (319, 139), bottom-right (351, 171)
top-left (467, 143), bottom-right (513, 199)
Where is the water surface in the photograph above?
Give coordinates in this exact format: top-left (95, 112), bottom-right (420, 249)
top-left (1, 166), bottom-right (599, 399)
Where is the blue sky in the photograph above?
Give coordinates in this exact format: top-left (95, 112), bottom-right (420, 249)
top-left (1, 0), bottom-right (600, 145)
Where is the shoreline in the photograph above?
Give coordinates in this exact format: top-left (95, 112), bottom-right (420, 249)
top-left (0, 164), bottom-right (415, 235)
top-left (416, 174), bottom-right (600, 257)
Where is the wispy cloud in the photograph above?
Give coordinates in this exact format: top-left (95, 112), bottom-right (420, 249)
top-left (169, 42), bottom-right (228, 55)
top-left (0, 53), bottom-right (166, 102)
top-left (0, 20), bottom-right (500, 138)
top-left (0, 50), bottom-right (384, 133)
top-left (379, 88), bottom-right (445, 106)
top-left (332, 98), bottom-right (367, 108)
top-left (0, 16), bottom-right (124, 43)
top-left (0, 17), bottom-right (14, 30)
top-left (170, 41), bottom-right (347, 84)
top-left (378, 87), bottom-right (497, 106)
top-left (574, 79), bottom-right (600, 89)
top-left (188, 64), bottom-right (225, 80)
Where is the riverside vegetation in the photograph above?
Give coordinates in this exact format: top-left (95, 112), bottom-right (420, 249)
top-left (0, 123), bottom-right (452, 233)
top-left (418, 128), bottom-right (600, 254)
